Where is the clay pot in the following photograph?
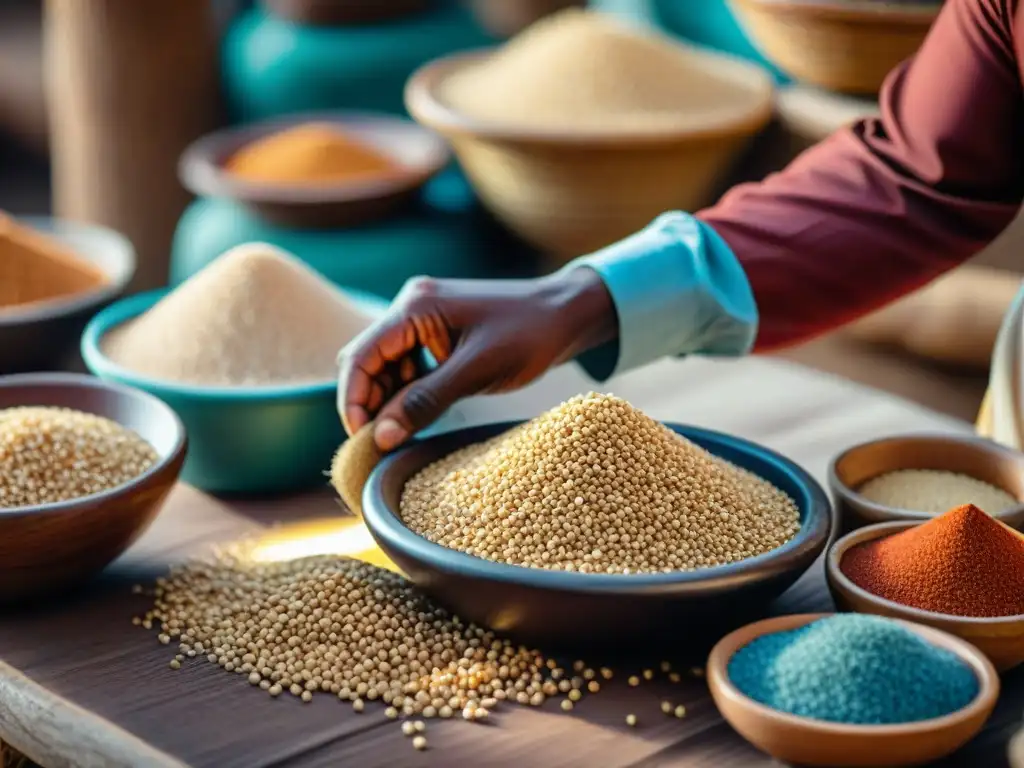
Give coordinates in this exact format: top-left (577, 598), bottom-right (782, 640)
top-left (468, 0), bottom-right (587, 38)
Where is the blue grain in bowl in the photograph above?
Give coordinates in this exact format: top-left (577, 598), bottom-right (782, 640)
top-left (81, 287), bottom-right (388, 495)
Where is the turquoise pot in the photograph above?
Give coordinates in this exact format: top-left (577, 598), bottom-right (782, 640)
top-left (81, 288), bottom-right (389, 494)
top-left (169, 171), bottom-right (517, 298)
top-left (222, 3), bottom-right (495, 120)
top-left (652, 0), bottom-right (790, 85)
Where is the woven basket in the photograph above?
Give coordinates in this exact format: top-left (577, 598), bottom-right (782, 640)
top-left (405, 49), bottom-right (773, 268)
top-left (727, 0), bottom-right (941, 95)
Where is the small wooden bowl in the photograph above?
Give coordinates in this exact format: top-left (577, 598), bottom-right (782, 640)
top-left (361, 420), bottom-right (831, 650)
top-left (727, 0), bottom-right (941, 95)
top-left (405, 48), bottom-right (773, 265)
top-left (707, 613), bottom-right (999, 767)
top-left (0, 373), bottom-right (186, 603)
top-left (0, 217), bottom-right (136, 374)
top-left (828, 433), bottom-right (1024, 532)
top-left (179, 112), bottom-right (451, 230)
top-left (260, 0), bottom-right (430, 26)
top-left (826, 521), bottom-right (1024, 671)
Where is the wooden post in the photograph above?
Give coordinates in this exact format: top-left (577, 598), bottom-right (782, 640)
top-left (44, 0), bottom-right (222, 293)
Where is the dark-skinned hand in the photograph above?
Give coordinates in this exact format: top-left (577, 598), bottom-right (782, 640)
top-left (338, 267), bottom-right (617, 451)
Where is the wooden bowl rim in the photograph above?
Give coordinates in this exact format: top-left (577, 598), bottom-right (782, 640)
top-left (826, 519), bottom-right (1024, 625)
top-left (728, 0), bottom-right (942, 24)
top-left (80, 287), bottom-right (389, 401)
top-left (404, 47), bottom-right (775, 147)
top-left (0, 372), bottom-right (187, 518)
top-left (707, 612), bottom-right (1000, 737)
top-left (0, 216), bottom-right (137, 327)
top-left (178, 111), bottom-right (451, 206)
top-left (362, 420), bottom-right (833, 593)
top-left (827, 432), bottom-right (1024, 523)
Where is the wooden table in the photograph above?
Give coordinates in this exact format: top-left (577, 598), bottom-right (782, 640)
top-left (1, 357), bottom-right (1021, 768)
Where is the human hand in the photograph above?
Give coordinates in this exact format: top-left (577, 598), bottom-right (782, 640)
top-left (338, 268), bottom-right (617, 451)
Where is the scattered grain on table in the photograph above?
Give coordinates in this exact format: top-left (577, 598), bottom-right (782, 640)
top-left (857, 469), bottom-right (1017, 515)
top-left (400, 393), bottom-right (801, 573)
top-left (840, 503), bottom-right (1024, 617)
top-left (0, 213), bottom-right (108, 312)
top-left (101, 243), bottom-right (375, 387)
top-left (141, 545), bottom-right (591, 720)
top-left (439, 9), bottom-right (764, 133)
top-left (728, 614), bottom-right (978, 725)
top-left (0, 406), bottom-right (157, 508)
top-left (224, 123), bottom-right (399, 186)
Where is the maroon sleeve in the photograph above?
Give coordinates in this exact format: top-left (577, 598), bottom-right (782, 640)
top-left (698, 0), bottom-right (1024, 352)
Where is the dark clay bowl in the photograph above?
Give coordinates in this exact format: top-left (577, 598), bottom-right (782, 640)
top-left (179, 112), bottom-right (451, 229)
top-left (260, 0), bottom-right (430, 25)
top-left (0, 373), bottom-right (186, 603)
top-left (0, 217), bottom-right (136, 375)
top-left (362, 421), bottom-right (833, 650)
top-left (828, 433), bottom-right (1024, 533)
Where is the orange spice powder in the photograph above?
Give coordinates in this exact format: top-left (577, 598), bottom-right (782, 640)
top-left (840, 503), bottom-right (1024, 617)
top-left (0, 213), bottom-right (108, 311)
top-left (224, 123), bottom-right (399, 185)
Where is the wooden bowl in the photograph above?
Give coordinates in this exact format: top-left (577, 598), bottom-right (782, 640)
top-left (727, 0), bottom-right (941, 95)
top-left (259, 0), bottom-right (430, 25)
top-left (0, 217), bottom-right (136, 374)
top-left (828, 433), bottom-right (1024, 532)
top-left (405, 49), bottom-right (773, 266)
top-left (178, 112), bottom-right (451, 230)
top-left (361, 421), bottom-right (832, 650)
top-left (0, 373), bottom-right (186, 603)
top-left (826, 521), bottom-right (1024, 671)
top-left (707, 613), bottom-right (999, 767)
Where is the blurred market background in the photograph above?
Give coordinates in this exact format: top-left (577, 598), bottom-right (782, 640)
top-left (1, 0), bottom-right (1019, 426)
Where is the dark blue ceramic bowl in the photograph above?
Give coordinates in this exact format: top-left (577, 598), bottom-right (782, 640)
top-left (363, 421), bottom-right (833, 650)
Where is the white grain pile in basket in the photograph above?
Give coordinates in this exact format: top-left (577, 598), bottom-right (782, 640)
top-left (400, 393), bottom-right (801, 574)
top-left (101, 243), bottom-right (375, 387)
top-left (439, 9), bottom-right (765, 132)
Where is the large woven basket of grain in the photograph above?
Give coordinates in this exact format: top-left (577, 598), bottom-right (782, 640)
top-left (727, 0), bottom-right (941, 95)
top-left (405, 10), bottom-right (774, 266)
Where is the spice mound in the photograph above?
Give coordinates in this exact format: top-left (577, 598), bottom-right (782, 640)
top-left (224, 123), bottom-right (398, 186)
top-left (101, 243), bottom-right (375, 387)
top-left (400, 393), bottom-right (801, 574)
top-left (143, 548), bottom-right (579, 718)
top-left (840, 503), bottom-right (1024, 617)
top-left (728, 615), bottom-right (979, 725)
top-left (858, 469), bottom-right (1017, 515)
top-left (0, 213), bottom-right (108, 312)
top-left (439, 9), bottom-right (763, 132)
top-left (0, 406), bottom-right (157, 508)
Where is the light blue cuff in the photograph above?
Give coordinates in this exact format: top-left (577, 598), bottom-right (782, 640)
top-left (567, 212), bottom-right (758, 382)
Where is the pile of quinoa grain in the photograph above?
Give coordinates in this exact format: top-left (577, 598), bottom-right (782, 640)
top-left (439, 9), bottom-right (762, 133)
top-left (101, 243), bottom-right (375, 388)
top-left (400, 393), bottom-right (801, 573)
top-left (0, 406), bottom-right (158, 508)
top-left (857, 469), bottom-right (1017, 515)
top-left (144, 548), bottom-right (583, 719)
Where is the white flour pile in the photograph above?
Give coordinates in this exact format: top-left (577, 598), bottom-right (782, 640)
top-left (102, 243), bottom-right (375, 387)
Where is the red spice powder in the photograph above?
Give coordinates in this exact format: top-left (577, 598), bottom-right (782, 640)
top-left (840, 504), bottom-right (1024, 617)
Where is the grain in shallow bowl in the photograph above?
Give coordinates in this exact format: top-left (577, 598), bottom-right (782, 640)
top-left (80, 287), bottom-right (389, 495)
top-left (404, 46), bottom-right (773, 265)
top-left (361, 421), bottom-right (831, 650)
top-left (0, 373), bottom-right (185, 603)
top-left (828, 433), bottom-right (1024, 532)
top-left (0, 216), bottom-right (135, 374)
top-left (727, 0), bottom-right (941, 95)
top-left (826, 520), bottom-right (1024, 671)
top-left (179, 112), bottom-right (451, 229)
top-left (707, 612), bottom-right (999, 767)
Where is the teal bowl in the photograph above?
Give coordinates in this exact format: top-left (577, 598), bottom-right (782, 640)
top-left (81, 287), bottom-right (389, 495)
